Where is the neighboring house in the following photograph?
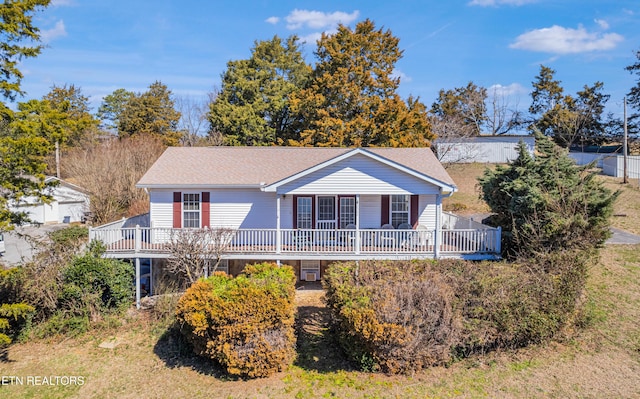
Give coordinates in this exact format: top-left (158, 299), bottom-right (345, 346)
top-left (434, 135), bottom-right (535, 164)
top-left (11, 177), bottom-right (90, 225)
top-left (89, 147), bottom-right (501, 307)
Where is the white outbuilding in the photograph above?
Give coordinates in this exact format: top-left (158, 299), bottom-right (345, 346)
top-left (11, 177), bottom-right (90, 225)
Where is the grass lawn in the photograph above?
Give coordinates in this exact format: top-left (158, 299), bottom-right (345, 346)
top-left (1, 164), bottom-right (639, 398)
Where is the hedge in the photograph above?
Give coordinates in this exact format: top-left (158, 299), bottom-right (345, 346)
top-left (175, 262), bottom-right (296, 378)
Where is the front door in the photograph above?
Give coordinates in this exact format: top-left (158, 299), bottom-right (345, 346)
top-left (316, 196), bottom-right (336, 229)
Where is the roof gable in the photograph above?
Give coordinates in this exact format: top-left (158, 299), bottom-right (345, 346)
top-left (262, 148), bottom-right (456, 192)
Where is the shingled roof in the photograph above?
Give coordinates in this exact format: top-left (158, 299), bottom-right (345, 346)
top-left (137, 146), bottom-right (456, 189)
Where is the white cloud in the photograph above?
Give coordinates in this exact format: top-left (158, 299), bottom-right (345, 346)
top-left (594, 19), bottom-right (609, 29)
top-left (509, 25), bottom-right (623, 54)
top-left (50, 0), bottom-right (73, 6)
top-left (488, 83), bottom-right (526, 97)
top-left (468, 0), bottom-right (537, 6)
top-left (391, 70), bottom-right (411, 83)
top-left (298, 31), bottom-right (325, 45)
top-left (285, 9), bottom-right (359, 30)
top-left (265, 16), bottom-right (279, 25)
top-left (41, 20), bottom-right (67, 43)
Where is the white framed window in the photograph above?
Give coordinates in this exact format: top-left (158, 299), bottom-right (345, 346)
top-left (183, 193), bottom-right (200, 228)
top-left (297, 197), bottom-right (312, 229)
top-left (339, 197), bottom-right (356, 228)
top-left (391, 194), bottom-right (409, 228)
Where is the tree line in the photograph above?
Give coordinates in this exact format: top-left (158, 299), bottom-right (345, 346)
top-left (1, 1), bottom-right (640, 227)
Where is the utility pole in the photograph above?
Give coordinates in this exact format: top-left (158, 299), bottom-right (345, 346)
top-left (623, 97), bottom-right (628, 184)
top-left (55, 140), bottom-right (61, 179)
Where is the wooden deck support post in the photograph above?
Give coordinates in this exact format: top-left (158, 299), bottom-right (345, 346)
top-left (135, 257), bottom-right (141, 309)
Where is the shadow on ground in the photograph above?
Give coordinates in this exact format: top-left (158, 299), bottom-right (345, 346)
top-left (294, 302), bottom-right (355, 373)
top-left (152, 325), bottom-right (232, 380)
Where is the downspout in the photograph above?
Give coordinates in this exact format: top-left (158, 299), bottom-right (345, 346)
top-left (435, 188), bottom-right (456, 259)
top-left (355, 194), bottom-right (361, 254)
top-left (276, 194), bottom-right (281, 256)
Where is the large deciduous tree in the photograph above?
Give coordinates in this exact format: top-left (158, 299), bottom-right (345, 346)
top-left (431, 82), bottom-right (487, 137)
top-left (118, 81), bottom-right (181, 146)
top-left (290, 19), bottom-right (433, 147)
top-left (208, 36), bottom-right (310, 146)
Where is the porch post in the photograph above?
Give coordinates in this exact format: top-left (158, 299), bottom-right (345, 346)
top-left (355, 194), bottom-right (361, 254)
top-left (434, 194), bottom-right (441, 259)
top-left (276, 195), bottom-right (281, 254)
top-left (135, 257), bottom-right (141, 309)
top-left (149, 258), bottom-right (153, 296)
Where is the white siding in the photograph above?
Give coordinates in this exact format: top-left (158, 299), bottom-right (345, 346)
top-left (150, 189), bottom-right (278, 229)
top-left (211, 190), bottom-right (276, 229)
top-left (418, 194), bottom-right (437, 230)
top-left (359, 195), bottom-right (381, 229)
top-left (149, 190), bottom-right (174, 228)
top-left (278, 153), bottom-right (442, 195)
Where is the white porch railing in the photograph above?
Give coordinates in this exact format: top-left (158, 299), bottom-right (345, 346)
top-left (89, 226), bottom-right (501, 257)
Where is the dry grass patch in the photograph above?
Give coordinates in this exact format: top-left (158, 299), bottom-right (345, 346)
top-left (443, 163), bottom-right (494, 215)
top-left (599, 175), bottom-right (640, 235)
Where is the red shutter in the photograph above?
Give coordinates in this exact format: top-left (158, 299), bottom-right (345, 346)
top-left (201, 192), bottom-right (210, 228)
top-left (293, 195), bottom-right (298, 228)
top-left (411, 195), bottom-right (419, 228)
top-left (380, 195), bottom-right (390, 226)
top-left (173, 192), bottom-right (182, 228)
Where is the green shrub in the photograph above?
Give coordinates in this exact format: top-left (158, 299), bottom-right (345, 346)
top-left (175, 263), bottom-right (296, 378)
top-left (0, 267), bottom-right (24, 304)
top-left (61, 245), bottom-right (134, 319)
top-left (0, 303), bottom-right (35, 347)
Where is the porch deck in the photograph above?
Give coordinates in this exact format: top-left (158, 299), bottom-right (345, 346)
top-left (89, 217), bottom-right (501, 261)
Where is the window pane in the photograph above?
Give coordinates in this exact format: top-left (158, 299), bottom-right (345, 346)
top-left (297, 197), bottom-right (312, 229)
top-left (318, 196), bottom-right (335, 221)
top-left (183, 193), bottom-right (200, 228)
top-left (340, 197), bottom-right (355, 228)
top-left (390, 195), bottom-right (409, 228)
top-left (183, 211), bottom-right (200, 228)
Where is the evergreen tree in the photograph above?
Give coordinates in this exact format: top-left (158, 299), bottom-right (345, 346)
top-left (43, 84), bottom-right (100, 146)
top-left (208, 35), bottom-right (310, 146)
top-left (478, 133), bottom-right (617, 258)
top-left (625, 49), bottom-right (640, 135)
top-left (290, 19), bottom-right (433, 147)
top-left (0, 0), bottom-right (53, 230)
top-left (96, 88), bottom-right (135, 131)
top-left (118, 81), bottom-right (181, 146)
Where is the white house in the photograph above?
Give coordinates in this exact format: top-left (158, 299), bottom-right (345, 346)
top-left (89, 147), bottom-right (501, 307)
top-left (11, 177), bottom-right (90, 225)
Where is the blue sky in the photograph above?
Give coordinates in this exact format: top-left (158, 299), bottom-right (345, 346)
top-left (17, 0), bottom-right (640, 121)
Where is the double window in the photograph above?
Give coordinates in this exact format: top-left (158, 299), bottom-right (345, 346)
top-left (391, 195), bottom-right (410, 228)
top-left (183, 193), bottom-right (201, 228)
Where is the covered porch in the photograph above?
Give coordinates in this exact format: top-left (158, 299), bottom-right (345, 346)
top-left (89, 212), bottom-right (501, 260)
